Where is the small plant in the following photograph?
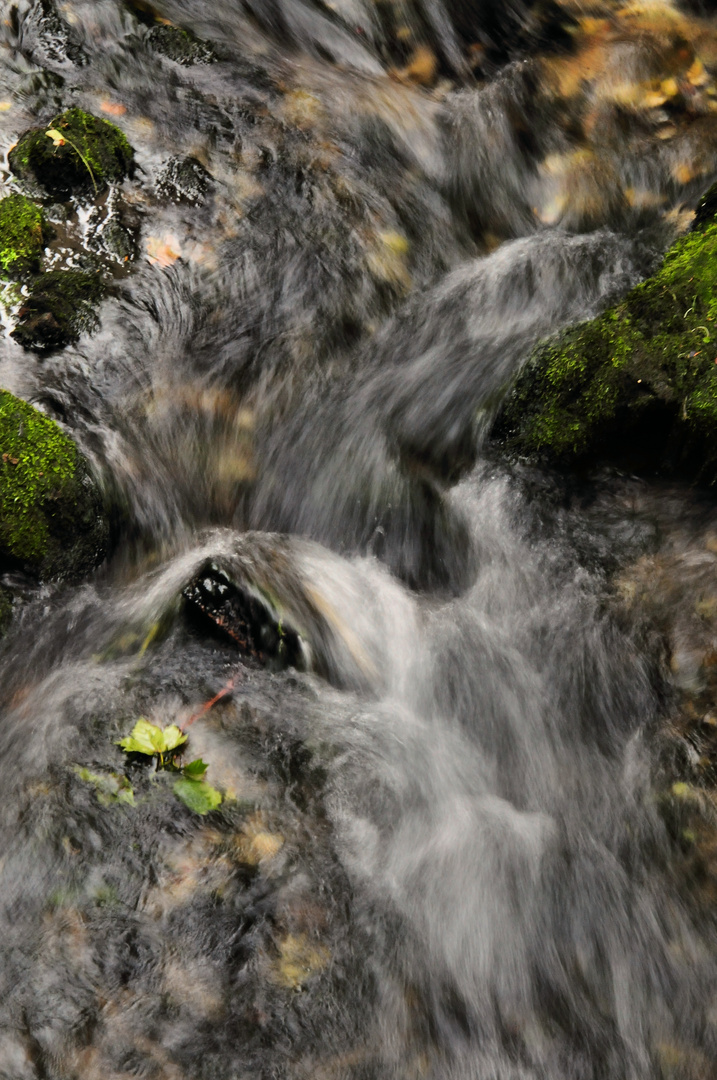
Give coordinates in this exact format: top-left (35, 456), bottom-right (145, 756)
top-left (117, 718), bottom-right (223, 815)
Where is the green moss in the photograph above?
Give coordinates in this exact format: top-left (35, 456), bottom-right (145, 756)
top-left (11, 270), bottom-right (106, 352)
top-left (0, 391), bottom-right (108, 578)
top-left (8, 108), bottom-right (134, 198)
top-left (0, 195), bottom-right (48, 278)
top-left (495, 215), bottom-right (717, 473)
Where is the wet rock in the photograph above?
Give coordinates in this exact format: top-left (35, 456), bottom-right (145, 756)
top-left (147, 24), bottom-right (216, 66)
top-left (86, 191), bottom-right (140, 263)
top-left (26, 0), bottom-right (88, 68)
top-left (0, 391), bottom-right (107, 580)
top-left (493, 195), bottom-right (717, 478)
top-left (9, 108), bottom-right (135, 199)
top-left (0, 194), bottom-right (48, 278)
top-left (183, 562), bottom-right (305, 670)
top-left (156, 155), bottom-right (214, 205)
top-left (0, 586), bottom-right (13, 637)
top-left (11, 270), bottom-right (106, 352)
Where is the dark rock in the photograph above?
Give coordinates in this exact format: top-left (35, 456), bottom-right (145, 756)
top-left (29, 0), bottom-right (88, 67)
top-left (147, 24), bottom-right (216, 65)
top-left (183, 562), bottom-right (304, 670)
top-left (0, 391), bottom-right (108, 580)
top-left (12, 270), bottom-right (106, 352)
top-left (87, 192), bottom-right (140, 263)
top-left (9, 108), bottom-right (135, 199)
top-left (156, 156), bottom-right (214, 205)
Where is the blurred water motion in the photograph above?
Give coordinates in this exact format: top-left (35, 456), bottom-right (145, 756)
top-left (1, 2), bottom-right (717, 1078)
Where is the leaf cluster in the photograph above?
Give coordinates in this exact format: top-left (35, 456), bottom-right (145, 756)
top-left (116, 719), bottom-right (223, 815)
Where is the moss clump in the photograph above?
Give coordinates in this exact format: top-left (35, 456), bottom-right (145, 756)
top-left (12, 270), bottom-right (106, 352)
top-left (9, 108), bottom-right (134, 198)
top-left (0, 391), bottom-right (108, 578)
top-left (494, 214), bottom-right (717, 475)
top-left (0, 195), bottom-right (48, 278)
top-left (147, 24), bottom-right (216, 65)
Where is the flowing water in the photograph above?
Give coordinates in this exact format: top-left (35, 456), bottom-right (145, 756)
top-left (1, 1), bottom-right (717, 1077)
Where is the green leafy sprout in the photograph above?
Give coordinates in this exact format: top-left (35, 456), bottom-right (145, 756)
top-left (116, 718), bottom-right (223, 815)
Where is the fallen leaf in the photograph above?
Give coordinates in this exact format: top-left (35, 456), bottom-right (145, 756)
top-left (100, 100), bottom-right (127, 116)
top-left (0, 102), bottom-right (12, 112)
top-left (273, 933), bottom-right (330, 989)
top-left (46, 128), bottom-right (66, 148)
top-left (233, 813), bottom-right (284, 865)
top-left (146, 234), bottom-right (182, 267)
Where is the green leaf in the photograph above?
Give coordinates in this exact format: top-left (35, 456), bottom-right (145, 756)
top-left (117, 718), bottom-right (187, 756)
top-left (161, 724), bottom-right (187, 752)
top-left (173, 777), bottom-right (222, 815)
top-left (76, 766), bottom-right (135, 807)
top-left (183, 758), bottom-right (209, 780)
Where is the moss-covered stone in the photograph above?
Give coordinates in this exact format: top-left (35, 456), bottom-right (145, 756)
top-left (0, 195), bottom-right (48, 278)
top-left (0, 391), bottom-right (108, 579)
top-left (147, 24), bottom-right (216, 65)
top-left (494, 213), bottom-right (717, 476)
top-left (11, 270), bottom-right (106, 352)
top-left (9, 108), bottom-right (134, 198)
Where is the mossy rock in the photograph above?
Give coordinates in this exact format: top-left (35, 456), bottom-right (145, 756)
top-left (147, 24), bottom-right (216, 65)
top-left (494, 211), bottom-right (717, 477)
top-left (0, 195), bottom-right (48, 278)
top-left (11, 270), bottom-right (106, 352)
top-left (8, 108), bottom-right (134, 198)
top-left (0, 391), bottom-right (108, 579)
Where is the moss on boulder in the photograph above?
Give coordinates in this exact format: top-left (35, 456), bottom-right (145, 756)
top-left (9, 108), bottom-right (134, 198)
top-left (11, 270), bottom-right (106, 352)
top-left (0, 195), bottom-right (48, 278)
top-left (0, 391), bottom-right (108, 579)
top-left (494, 210), bottom-right (717, 476)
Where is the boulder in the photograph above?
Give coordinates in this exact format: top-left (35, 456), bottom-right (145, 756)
top-left (494, 199), bottom-right (717, 477)
top-left (11, 270), bottom-right (106, 352)
top-left (9, 108), bottom-right (134, 198)
top-left (0, 390), bottom-right (108, 579)
top-left (0, 194), bottom-right (48, 278)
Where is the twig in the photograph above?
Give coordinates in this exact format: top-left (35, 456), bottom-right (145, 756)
top-left (182, 675), bottom-right (238, 730)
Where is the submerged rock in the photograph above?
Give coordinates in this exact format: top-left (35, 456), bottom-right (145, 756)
top-left (156, 155), bottom-right (214, 205)
top-left (493, 202), bottom-right (717, 477)
top-left (11, 269), bottom-right (106, 352)
top-left (0, 194), bottom-right (48, 278)
top-left (9, 107), bottom-right (135, 198)
top-left (183, 561), bottom-right (305, 670)
top-left (147, 24), bottom-right (216, 65)
top-left (0, 390), bottom-right (107, 579)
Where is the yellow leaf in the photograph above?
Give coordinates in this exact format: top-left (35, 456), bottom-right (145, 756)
top-left (0, 102), bottom-right (12, 112)
top-left (687, 58), bottom-right (709, 88)
top-left (46, 128), bottom-right (66, 147)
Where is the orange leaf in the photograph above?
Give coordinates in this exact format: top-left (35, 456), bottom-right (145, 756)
top-left (146, 234), bottom-right (182, 267)
top-left (101, 101), bottom-right (127, 117)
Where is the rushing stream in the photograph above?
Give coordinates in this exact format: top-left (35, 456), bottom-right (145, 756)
top-left (2, 1), bottom-right (717, 1077)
